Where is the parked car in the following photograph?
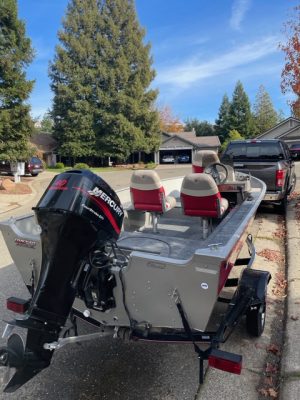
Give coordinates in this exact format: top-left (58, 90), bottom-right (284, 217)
top-left (0, 157), bottom-right (44, 177)
top-left (161, 154), bottom-right (175, 163)
top-left (221, 139), bottom-right (296, 213)
top-left (177, 154), bottom-right (190, 163)
top-left (289, 143), bottom-right (300, 160)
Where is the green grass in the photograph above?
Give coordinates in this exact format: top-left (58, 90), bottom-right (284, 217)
top-left (47, 166), bottom-right (125, 173)
top-left (46, 164), bottom-right (157, 173)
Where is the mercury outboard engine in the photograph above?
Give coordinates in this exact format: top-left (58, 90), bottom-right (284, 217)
top-left (0, 170), bottom-right (123, 392)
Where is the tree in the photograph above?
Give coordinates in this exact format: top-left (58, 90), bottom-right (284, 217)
top-left (253, 85), bottom-right (280, 135)
top-left (215, 94), bottom-right (231, 142)
top-left (36, 112), bottom-right (54, 133)
top-left (50, 0), bottom-right (160, 162)
top-left (0, 0), bottom-right (34, 161)
top-left (221, 129), bottom-right (244, 152)
top-left (184, 118), bottom-right (215, 136)
top-left (279, 5), bottom-right (300, 118)
top-left (158, 105), bottom-right (184, 132)
top-left (228, 81), bottom-right (253, 138)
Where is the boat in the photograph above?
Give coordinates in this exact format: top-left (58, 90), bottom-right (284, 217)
top-left (0, 152), bottom-right (270, 392)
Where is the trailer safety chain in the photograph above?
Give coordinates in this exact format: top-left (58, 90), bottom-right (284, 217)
top-left (173, 289), bottom-right (210, 385)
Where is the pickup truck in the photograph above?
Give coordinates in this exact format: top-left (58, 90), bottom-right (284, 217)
top-left (221, 139), bottom-right (296, 213)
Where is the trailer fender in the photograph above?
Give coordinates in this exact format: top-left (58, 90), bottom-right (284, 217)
top-left (238, 268), bottom-right (271, 305)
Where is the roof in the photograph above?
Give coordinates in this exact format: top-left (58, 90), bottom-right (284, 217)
top-left (30, 132), bottom-right (57, 153)
top-left (256, 117), bottom-right (300, 139)
top-left (162, 131), bottom-right (220, 147)
top-left (277, 124), bottom-right (300, 139)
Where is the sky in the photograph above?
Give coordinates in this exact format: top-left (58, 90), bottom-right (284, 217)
top-left (18, 0), bottom-right (299, 124)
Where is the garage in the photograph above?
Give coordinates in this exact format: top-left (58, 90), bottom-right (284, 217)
top-left (155, 131), bottom-right (220, 165)
top-left (159, 149), bottom-right (192, 164)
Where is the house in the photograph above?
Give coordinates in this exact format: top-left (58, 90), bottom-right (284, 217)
top-left (30, 130), bottom-right (221, 167)
top-left (155, 131), bottom-right (221, 164)
top-left (256, 117), bottom-right (300, 146)
top-left (30, 132), bottom-right (57, 166)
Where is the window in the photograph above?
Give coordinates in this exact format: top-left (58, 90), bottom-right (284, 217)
top-left (223, 142), bottom-right (284, 161)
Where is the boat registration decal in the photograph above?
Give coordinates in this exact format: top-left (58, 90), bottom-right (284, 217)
top-left (15, 238), bottom-right (37, 249)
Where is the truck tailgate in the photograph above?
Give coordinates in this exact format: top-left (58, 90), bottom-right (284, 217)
top-left (233, 162), bottom-right (277, 191)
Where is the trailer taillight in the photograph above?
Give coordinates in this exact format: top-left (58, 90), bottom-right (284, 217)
top-left (6, 297), bottom-right (30, 314)
top-left (275, 169), bottom-right (285, 187)
top-left (208, 349), bottom-right (242, 375)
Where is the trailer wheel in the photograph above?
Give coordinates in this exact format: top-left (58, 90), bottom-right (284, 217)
top-left (246, 302), bottom-right (266, 337)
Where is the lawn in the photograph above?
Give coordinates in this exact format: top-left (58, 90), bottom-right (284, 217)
top-left (46, 163), bottom-right (157, 174)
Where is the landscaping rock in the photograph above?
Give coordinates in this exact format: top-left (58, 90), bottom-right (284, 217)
top-left (0, 178), bottom-right (15, 191)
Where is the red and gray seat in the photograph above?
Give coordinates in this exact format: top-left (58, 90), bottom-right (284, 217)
top-left (130, 170), bottom-right (176, 232)
top-left (180, 173), bottom-right (229, 238)
top-left (192, 150), bottom-right (220, 173)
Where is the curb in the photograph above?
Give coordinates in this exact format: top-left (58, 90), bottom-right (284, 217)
top-left (280, 199), bottom-right (300, 399)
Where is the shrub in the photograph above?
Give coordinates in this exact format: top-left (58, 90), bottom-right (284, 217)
top-left (74, 162), bottom-right (89, 170)
top-left (145, 162), bottom-right (157, 169)
top-left (55, 162), bottom-right (65, 169)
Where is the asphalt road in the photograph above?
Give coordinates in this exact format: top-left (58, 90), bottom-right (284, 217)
top-left (0, 163), bottom-right (299, 400)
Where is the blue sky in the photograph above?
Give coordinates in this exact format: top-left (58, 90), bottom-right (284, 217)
top-left (18, 0), bottom-right (298, 123)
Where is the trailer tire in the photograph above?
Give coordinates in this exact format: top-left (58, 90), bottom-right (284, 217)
top-left (246, 302), bottom-right (266, 337)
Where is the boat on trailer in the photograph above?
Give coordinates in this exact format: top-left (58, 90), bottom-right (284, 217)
top-left (0, 155), bottom-right (270, 392)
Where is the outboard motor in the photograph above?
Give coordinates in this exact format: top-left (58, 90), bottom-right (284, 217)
top-left (0, 170), bottom-right (123, 392)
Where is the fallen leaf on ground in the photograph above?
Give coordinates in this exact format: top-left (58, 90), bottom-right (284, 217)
top-left (257, 249), bottom-right (284, 263)
top-left (271, 272), bottom-right (287, 297)
top-left (266, 344), bottom-right (280, 355)
top-left (263, 377), bottom-right (273, 386)
top-left (268, 388), bottom-right (278, 398)
top-left (289, 191), bottom-right (300, 200)
top-left (273, 229), bottom-right (286, 239)
top-left (265, 362), bottom-right (278, 374)
top-left (258, 388), bottom-right (268, 397)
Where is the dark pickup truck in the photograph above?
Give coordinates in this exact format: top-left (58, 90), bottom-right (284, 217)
top-left (221, 139), bottom-right (296, 213)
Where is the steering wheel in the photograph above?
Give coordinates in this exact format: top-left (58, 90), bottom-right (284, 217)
top-left (204, 162), bottom-right (229, 184)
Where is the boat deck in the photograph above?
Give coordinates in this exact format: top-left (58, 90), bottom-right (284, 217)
top-left (118, 185), bottom-right (260, 261)
top-left (118, 214), bottom-right (204, 260)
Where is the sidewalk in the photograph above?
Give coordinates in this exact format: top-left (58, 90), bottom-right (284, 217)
top-left (280, 196), bottom-right (300, 399)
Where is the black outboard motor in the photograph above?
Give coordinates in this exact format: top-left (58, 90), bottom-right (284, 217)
top-left (0, 170), bottom-right (123, 392)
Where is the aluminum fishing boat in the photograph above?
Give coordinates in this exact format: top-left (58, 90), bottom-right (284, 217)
top-left (0, 153), bottom-right (270, 392)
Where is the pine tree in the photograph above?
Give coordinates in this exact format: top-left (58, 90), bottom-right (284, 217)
top-left (50, 0), bottom-right (102, 160)
top-left (253, 85), bottom-right (280, 135)
top-left (215, 94), bottom-right (231, 142)
top-left (0, 0), bottom-right (34, 160)
top-left (50, 0), bottom-right (160, 162)
top-left (229, 81), bottom-right (252, 138)
top-left (185, 118), bottom-right (215, 136)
